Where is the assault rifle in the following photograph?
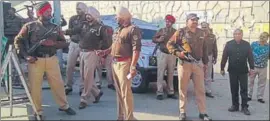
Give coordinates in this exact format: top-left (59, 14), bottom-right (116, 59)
top-left (175, 44), bottom-right (199, 64)
top-left (27, 26), bottom-right (59, 54)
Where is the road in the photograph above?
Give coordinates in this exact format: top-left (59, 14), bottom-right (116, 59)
top-left (1, 68), bottom-right (269, 120)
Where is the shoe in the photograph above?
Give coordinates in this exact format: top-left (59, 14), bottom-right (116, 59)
top-left (78, 102), bottom-right (87, 109)
top-left (156, 95), bottom-right (163, 100)
top-left (228, 105), bottom-right (239, 112)
top-left (241, 107), bottom-right (251, 115)
top-left (59, 107), bottom-right (76, 115)
top-left (65, 88), bottom-right (73, 95)
top-left (107, 84), bottom-right (115, 90)
top-left (34, 114), bottom-right (43, 120)
top-left (97, 85), bottom-right (101, 89)
top-left (205, 92), bottom-right (214, 98)
top-left (167, 94), bottom-right (178, 99)
top-left (258, 99), bottom-right (265, 103)
top-left (93, 91), bottom-right (103, 103)
top-left (199, 114), bottom-right (212, 121)
top-left (179, 113), bottom-right (186, 120)
top-left (247, 97), bottom-right (252, 101)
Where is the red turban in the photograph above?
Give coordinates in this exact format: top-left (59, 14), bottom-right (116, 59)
top-left (35, 2), bottom-right (52, 16)
top-left (165, 14), bottom-right (176, 24)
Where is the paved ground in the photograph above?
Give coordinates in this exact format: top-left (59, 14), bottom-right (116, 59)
top-left (1, 64), bottom-right (269, 120)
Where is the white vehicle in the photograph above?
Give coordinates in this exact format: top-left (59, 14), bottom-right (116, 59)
top-left (63, 15), bottom-right (178, 93)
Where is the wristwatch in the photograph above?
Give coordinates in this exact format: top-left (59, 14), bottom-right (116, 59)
top-left (130, 66), bottom-right (136, 70)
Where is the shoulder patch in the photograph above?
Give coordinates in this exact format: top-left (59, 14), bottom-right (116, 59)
top-left (133, 35), bottom-right (139, 40)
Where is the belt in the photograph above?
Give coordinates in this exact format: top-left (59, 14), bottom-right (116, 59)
top-left (113, 57), bottom-right (131, 62)
top-left (81, 49), bottom-right (95, 52)
top-left (35, 53), bottom-right (55, 58)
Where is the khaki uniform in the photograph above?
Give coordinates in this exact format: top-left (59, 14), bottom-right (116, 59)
top-left (152, 27), bottom-right (177, 95)
top-left (65, 15), bottom-right (85, 91)
top-left (95, 54), bottom-right (114, 86)
top-left (111, 24), bottom-right (142, 120)
top-left (204, 34), bottom-right (217, 93)
top-left (65, 22), bottom-right (111, 104)
top-left (14, 20), bottom-right (70, 115)
top-left (167, 27), bottom-right (209, 114)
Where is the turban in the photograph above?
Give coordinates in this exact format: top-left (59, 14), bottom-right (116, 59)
top-left (165, 14), bottom-right (176, 24)
top-left (87, 6), bottom-right (101, 22)
top-left (116, 7), bottom-right (132, 20)
top-left (76, 2), bottom-right (88, 13)
top-left (35, 1), bottom-right (52, 16)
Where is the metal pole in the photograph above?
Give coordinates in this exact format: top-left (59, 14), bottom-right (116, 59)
top-left (53, 0), bottom-right (61, 26)
top-left (0, 0), bottom-right (4, 68)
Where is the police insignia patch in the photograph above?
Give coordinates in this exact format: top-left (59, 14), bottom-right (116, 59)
top-left (133, 35), bottom-right (138, 40)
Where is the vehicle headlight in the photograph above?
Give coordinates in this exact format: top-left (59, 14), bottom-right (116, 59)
top-left (149, 56), bottom-right (157, 66)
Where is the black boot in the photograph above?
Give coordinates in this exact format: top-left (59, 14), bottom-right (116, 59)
top-left (167, 94), bottom-right (178, 99)
top-left (241, 107), bottom-right (251, 115)
top-left (258, 99), bottom-right (265, 103)
top-left (93, 91), bottom-right (103, 103)
top-left (59, 107), bottom-right (76, 115)
top-left (228, 105), bottom-right (239, 112)
top-left (65, 88), bottom-right (73, 95)
top-left (156, 95), bottom-right (163, 100)
top-left (199, 114), bottom-right (212, 121)
top-left (205, 92), bottom-right (214, 98)
top-left (179, 113), bottom-right (186, 120)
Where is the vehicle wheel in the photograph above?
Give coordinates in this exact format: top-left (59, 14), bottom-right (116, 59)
top-left (173, 76), bottom-right (179, 91)
top-left (131, 67), bottom-right (149, 93)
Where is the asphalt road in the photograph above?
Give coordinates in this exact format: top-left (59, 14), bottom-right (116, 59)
top-left (1, 68), bottom-right (269, 120)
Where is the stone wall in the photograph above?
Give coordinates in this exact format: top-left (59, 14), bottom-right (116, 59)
top-left (15, 1), bottom-right (269, 57)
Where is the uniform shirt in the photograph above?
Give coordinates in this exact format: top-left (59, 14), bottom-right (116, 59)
top-left (152, 27), bottom-right (176, 54)
top-left (68, 15), bottom-right (86, 43)
top-left (65, 22), bottom-right (112, 50)
top-left (205, 33), bottom-right (218, 59)
top-left (251, 41), bottom-right (269, 68)
top-left (111, 24), bottom-right (142, 58)
top-left (14, 20), bottom-right (66, 58)
top-left (167, 27), bottom-right (209, 65)
top-left (221, 40), bottom-right (255, 74)
top-left (4, 15), bottom-right (24, 36)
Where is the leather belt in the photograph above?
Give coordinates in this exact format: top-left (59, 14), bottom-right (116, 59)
top-left (113, 57), bottom-right (131, 62)
top-left (81, 49), bottom-right (95, 52)
top-left (36, 53), bottom-right (55, 58)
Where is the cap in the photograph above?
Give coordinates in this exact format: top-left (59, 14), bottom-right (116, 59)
top-left (186, 13), bottom-right (199, 20)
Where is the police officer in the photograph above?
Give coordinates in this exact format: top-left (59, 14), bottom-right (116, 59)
top-left (167, 13), bottom-right (211, 120)
top-left (14, 1), bottom-right (76, 118)
top-left (4, 7), bottom-right (24, 49)
top-left (95, 23), bottom-right (115, 90)
top-left (4, 7), bottom-right (24, 86)
top-left (100, 7), bottom-right (141, 120)
top-left (152, 14), bottom-right (177, 100)
top-left (65, 2), bottom-right (88, 95)
top-left (201, 22), bottom-right (217, 98)
top-left (65, 6), bottom-right (111, 109)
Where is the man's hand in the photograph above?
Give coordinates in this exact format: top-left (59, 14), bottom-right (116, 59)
top-left (158, 36), bottom-right (165, 42)
top-left (220, 70), bottom-right (225, 76)
top-left (176, 51), bottom-right (186, 59)
top-left (41, 40), bottom-right (55, 46)
top-left (249, 69), bottom-right (255, 76)
top-left (129, 68), bottom-right (137, 79)
top-left (26, 56), bottom-right (37, 63)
